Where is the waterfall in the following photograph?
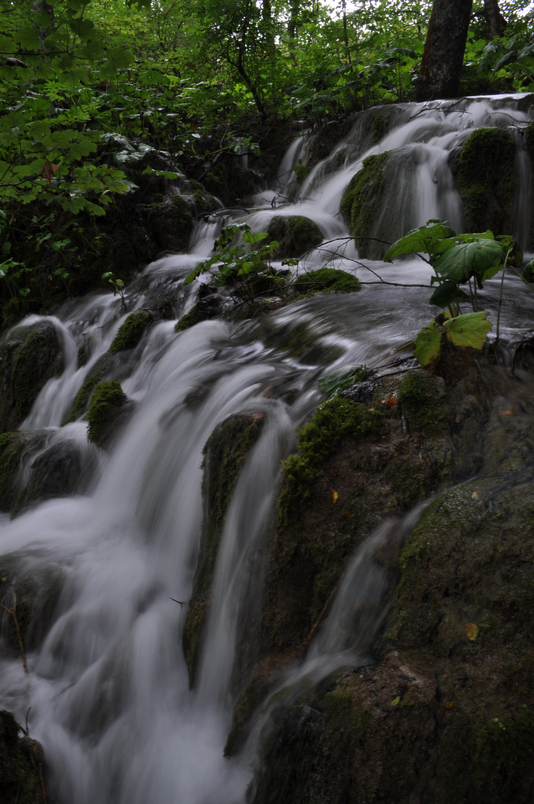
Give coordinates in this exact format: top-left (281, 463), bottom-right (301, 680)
top-left (0, 94), bottom-right (533, 803)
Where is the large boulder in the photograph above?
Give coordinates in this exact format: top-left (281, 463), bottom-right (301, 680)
top-left (453, 127), bottom-right (516, 234)
top-left (340, 152), bottom-right (391, 259)
top-left (0, 322), bottom-right (64, 434)
top-left (267, 215), bottom-right (323, 259)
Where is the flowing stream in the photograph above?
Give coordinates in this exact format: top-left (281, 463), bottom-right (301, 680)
top-left (1, 94), bottom-right (533, 803)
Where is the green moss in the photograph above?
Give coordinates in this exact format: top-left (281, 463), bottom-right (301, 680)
top-left (175, 296), bottom-right (221, 332)
top-left (456, 127), bottom-right (516, 234)
top-left (62, 369), bottom-right (104, 425)
top-left (109, 310), bottom-right (152, 354)
top-left (278, 397), bottom-right (384, 528)
top-left (225, 675), bottom-right (273, 756)
top-left (397, 370), bottom-right (447, 435)
top-left (294, 267), bottom-right (360, 294)
top-left (340, 152), bottom-right (390, 258)
top-left (182, 413), bottom-right (264, 684)
top-left (267, 215), bottom-right (323, 259)
top-left (372, 112), bottom-right (388, 145)
top-left (86, 381), bottom-right (128, 446)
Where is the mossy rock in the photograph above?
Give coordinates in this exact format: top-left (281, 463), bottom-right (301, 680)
top-left (397, 370), bottom-right (447, 436)
top-left (0, 552), bottom-right (64, 652)
top-left (86, 381), bottom-right (131, 449)
top-left (0, 431), bottom-right (48, 514)
top-left (175, 295), bottom-right (221, 333)
top-left (148, 194), bottom-right (194, 253)
top-left (0, 322), bottom-right (64, 434)
top-left (0, 430), bottom-right (91, 517)
top-left (0, 710), bottom-right (46, 804)
top-left (455, 127), bottom-right (516, 234)
top-left (109, 310), bottom-right (152, 354)
top-left (266, 215), bottom-right (323, 259)
top-left (340, 151), bottom-right (390, 259)
top-left (182, 413), bottom-right (264, 686)
top-left (294, 267), bottom-right (360, 295)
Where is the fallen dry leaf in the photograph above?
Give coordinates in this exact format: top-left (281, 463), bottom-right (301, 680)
top-left (40, 160), bottom-right (59, 183)
top-left (445, 701), bottom-right (454, 710)
top-left (330, 489), bottom-right (338, 504)
top-left (466, 622), bottom-right (479, 641)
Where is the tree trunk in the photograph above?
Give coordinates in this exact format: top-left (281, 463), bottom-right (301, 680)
top-left (33, 0), bottom-right (55, 51)
top-left (484, 0), bottom-right (507, 38)
top-left (413, 0), bottom-right (473, 102)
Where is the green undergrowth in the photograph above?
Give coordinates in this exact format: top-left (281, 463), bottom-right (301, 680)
top-left (278, 396), bottom-right (383, 528)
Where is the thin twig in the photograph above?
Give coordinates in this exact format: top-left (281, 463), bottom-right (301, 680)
top-left (0, 592), bottom-right (29, 674)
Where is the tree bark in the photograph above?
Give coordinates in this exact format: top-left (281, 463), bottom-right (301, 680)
top-left (413, 0), bottom-right (473, 102)
top-left (484, 0), bottom-right (507, 38)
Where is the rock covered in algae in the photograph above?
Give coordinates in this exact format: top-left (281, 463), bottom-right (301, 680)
top-left (340, 152), bottom-right (390, 259)
top-left (0, 710), bottom-right (46, 804)
top-left (239, 363), bottom-right (534, 803)
top-left (109, 310), bottom-right (153, 354)
top-left (86, 380), bottom-right (132, 449)
top-left (454, 126), bottom-right (516, 234)
top-left (182, 413), bottom-right (265, 687)
top-left (0, 322), bottom-right (64, 435)
top-left (267, 215), bottom-right (323, 258)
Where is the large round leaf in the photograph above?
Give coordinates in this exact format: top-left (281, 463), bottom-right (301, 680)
top-left (433, 238), bottom-right (506, 284)
top-left (444, 311), bottom-right (492, 350)
top-left (384, 220), bottom-right (456, 261)
top-left (413, 319), bottom-right (442, 367)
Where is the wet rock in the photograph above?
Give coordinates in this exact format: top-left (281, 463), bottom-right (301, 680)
top-left (148, 194), bottom-right (194, 254)
top-left (454, 127), bottom-right (516, 234)
top-left (86, 381), bottom-right (133, 449)
top-left (0, 552), bottom-right (64, 653)
top-left (175, 295), bottom-right (222, 333)
top-left (293, 267), bottom-right (360, 295)
top-left (182, 413), bottom-right (265, 687)
top-left (0, 321), bottom-right (64, 434)
top-left (340, 152), bottom-right (391, 259)
top-left (0, 430), bottom-right (93, 517)
top-left (109, 310), bottom-right (153, 354)
top-left (0, 710), bottom-right (46, 804)
top-left (267, 215), bottom-right (323, 259)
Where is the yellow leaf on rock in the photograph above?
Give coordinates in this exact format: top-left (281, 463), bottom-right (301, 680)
top-left (466, 622), bottom-right (479, 641)
top-left (391, 697), bottom-right (400, 707)
top-left (445, 701), bottom-right (454, 710)
top-left (330, 489), bottom-right (338, 503)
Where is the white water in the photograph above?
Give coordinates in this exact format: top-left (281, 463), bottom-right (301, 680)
top-left (1, 94), bottom-right (533, 803)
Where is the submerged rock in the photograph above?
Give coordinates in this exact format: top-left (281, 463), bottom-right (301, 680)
top-left (0, 710), bottom-right (46, 804)
top-left (0, 321), bottom-right (64, 435)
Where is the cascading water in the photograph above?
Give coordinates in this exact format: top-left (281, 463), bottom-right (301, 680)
top-left (1, 94), bottom-right (533, 803)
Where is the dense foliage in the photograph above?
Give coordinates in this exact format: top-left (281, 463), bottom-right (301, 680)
top-left (0, 0), bottom-right (533, 324)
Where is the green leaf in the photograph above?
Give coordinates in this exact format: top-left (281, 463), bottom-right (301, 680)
top-left (433, 238), bottom-right (506, 284)
top-left (384, 220), bottom-right (456, 261)
top-left (523, 258), bottom-right (534, 284)
top-left (414, 319), bottom-right (442, 367)
top-left (444, 311), bottom-right (492, 350)
top-left (429, 280), bottom-right (470, 308)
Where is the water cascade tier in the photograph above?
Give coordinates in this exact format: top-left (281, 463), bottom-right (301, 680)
top-left (1, 94), bottom-right (534, 804)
